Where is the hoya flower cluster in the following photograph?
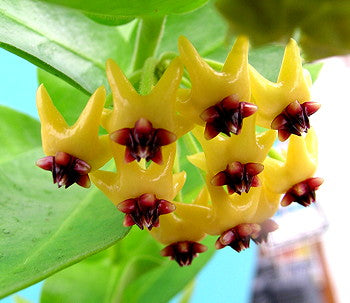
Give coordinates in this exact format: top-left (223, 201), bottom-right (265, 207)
top-left (36, 36), bottom-right (322, 266)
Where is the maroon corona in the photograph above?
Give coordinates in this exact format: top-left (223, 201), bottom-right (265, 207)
top-left (281, 177), bottom-right (324, 207)
top-left (36, 151), bottom-right (91, 188)
top-left (118, 193), bottom-right (175, 230)
top-left (200, 95), bottom-right (257, 140)
top-left (211, 161), bottom-right (264, 195)
top-left (110, 118), bottom-right (176, 164)
top-left (216, 220), bottom-right (278, 251)
top-left (252, 219), bottom-right (279, 244)
top-left (271, 100), bottom-right (320, 141)
top-left (161, 241), bottom-right (207, 266)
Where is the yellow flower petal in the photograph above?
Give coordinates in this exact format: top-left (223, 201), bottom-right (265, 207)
top-left (192, 117), bottom-right (276, 176)
top-left (250, 39), bottom-right (312, 128)
top-left (90, 144), bottom-right (184, 203)
top-left (178, 35), bottom-right (250, 125)
top-left (37, 85), bottom-right (112, 170)
top-left (264, 128), bottom-right (318, 194)
top-left (103, 57), bottom-right (186, 137)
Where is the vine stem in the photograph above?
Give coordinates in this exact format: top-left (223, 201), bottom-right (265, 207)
top-left (204, 58), bottom-right (224, 71)
top-left (268, 147), bottom-right (285, 161)
top-left (182, 132), bottom-right (206, 182)
top-left (139, 57), bottom-right (158, 95)
top-left (130, 16), bottom-right (166, 72)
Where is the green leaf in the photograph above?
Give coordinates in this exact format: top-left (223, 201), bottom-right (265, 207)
top-left (121, 236), bottom-right (216, 303)
top-left (300, 2), bottom-right (350, 60)
top-left (158, 1), bottom-right (228, 56)
top-left (215, 0), bottom-right (350, 60)
top-left (41, 249), bottom-right (120, 303)
top-left (36, 0), bottom-right (209, 17)
top-left (0, 146), bottom-right (128, 298)
top-left (41, 228), bottom-right (215, 303)
top-left (41, 229), bottom-right (163, 303)
top-left (0, 0), bottom-right (137, 95)
top-left (249, 44), bottom-right (285, 82)
top-left (179, 280), bottom-right (196, 303)
top-left (0, 105), bottom-right (41, 163)
top-left (303, 62), bottom-right (323, 83)
top-left (215, 0), bottom-right (300, 46)
top-left (84, 13), bottom-right (135, 27)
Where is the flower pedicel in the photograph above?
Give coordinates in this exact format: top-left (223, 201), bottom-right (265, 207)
top-left (36, 36), bottom-right (322, 266)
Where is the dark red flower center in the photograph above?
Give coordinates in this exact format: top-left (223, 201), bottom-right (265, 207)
top-left (211, 161), bottom-right (264, 195)
top-left (36, 151), bottom-right (91, 188)
top-left (252, 219), bottom-right (279, 245)
top-left (281, 177), bottom-right (323, 207)
top-left (110, 118), bottom-right (177, 164)
top-left (118, 193), bottom-right (175, 230)
top-left (200, 95), bottom-right (257, 140)
top-left (161, 241), bottom-right (207, 266)
top-left (271, 100), bottom-right (320, 141)
top-left (216, 220), bottom-right (278, 252)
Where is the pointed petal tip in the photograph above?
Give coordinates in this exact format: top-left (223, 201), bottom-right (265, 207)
top-left (106, 58), bottom-right (116, 69)
top-left (36, 156), bottom-right (54, 171)
top-left (287, 38), bottom-right (298, 48)
top-left (77, 175), bottom-right (91, 188)
top-left (242, 103), bottom-right (258, 117)
top-left (303, 101), bottom-right (321, 115)
top-left (158, 200), bottom-right (176, 215)
top-left (281, 193), bottom-right (294, 207)
top-left (123, 214), bottom-right (136, 227)
top-left (178, 35), bottom-right (190, 49)
top-left (110, 128), bottom-right (130, 145)
top-left (156, 129), bottom-right (177, 146)
top-left (234, 35), bottom-right (249, 51)
top-left (211, 172), bottom-right (227, 186)
top-left (93, 85), bottom-right (106, 99)
top-left (278, 129), bottom-right (291, 142)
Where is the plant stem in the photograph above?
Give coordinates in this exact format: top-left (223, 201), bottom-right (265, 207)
top-left (182, 132), bottom-right (206, 182)
top-left (204, 58), bottom-right (224, 71)
top-left (268, 147), bottom-right (285, 161)
top-left (139, 57), bottom-right (158, 95)
top-left (131, 16), bottom-right (166, 72)
top-left (183, 132), bottom-right (201, 154)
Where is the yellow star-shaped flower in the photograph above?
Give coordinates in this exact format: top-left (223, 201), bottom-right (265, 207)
top-left (249, 39), bottom-right (319, 140)
top-left (151, 190), bottom-right (209, 245)
top-left (173, 180), bottom-right (262, 236)
top-left (177, 35), bottom-right (251, 124)
top-left (90, 144), bottom-right (186, 230)
top-left (263, 127), bottom-right (318, 194)
top-left (189, 116), bottom-right (276, 177)
top-left (102, 57), bottom-right (190, 136)
top-left (36, 85), bottom-right (112, 171)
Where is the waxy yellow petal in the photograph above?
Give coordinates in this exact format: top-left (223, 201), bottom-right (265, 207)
top-left (150, 213), bottom-right (206, 245)
top-left (178, 36), bottom-right (250, 125)
top-left (192, 117), bottom-right (276, 176)
top-left (91, 144), bottom-right (184, 203)
top-left (250, 175), bottom-right (281, 224)
top-left (103, 57), bottom-right (186, 137)
top-left (264, 128), bottom-right (318, 194)
top-left (250, 39), bottom-right (312, 128)
top-left (37, 85), bottom-right (112, 170)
